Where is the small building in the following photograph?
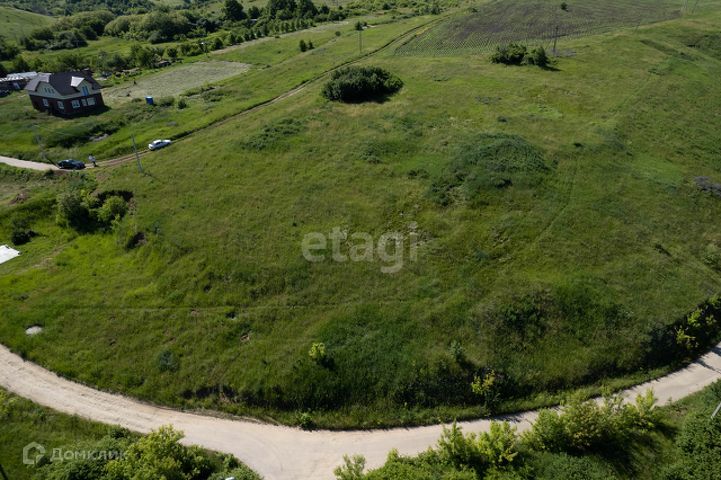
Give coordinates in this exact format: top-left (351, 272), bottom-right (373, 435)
top-left (0, 72), bottom-right (38, 92)
top-left (25, 71), bottom-right (104, 117)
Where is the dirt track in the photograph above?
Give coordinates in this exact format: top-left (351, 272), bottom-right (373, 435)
top-left (1, 343), bottom-right (720, 479)
top-left (0, 155), bottom-right (58, 171)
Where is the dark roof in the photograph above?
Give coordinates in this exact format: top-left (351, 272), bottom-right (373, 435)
top-left (26, 71), bottom-right (100, 95)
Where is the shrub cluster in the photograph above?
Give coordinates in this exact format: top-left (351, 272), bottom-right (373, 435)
top-left (491, 43), bottom-right (549, 67)
top-left (21, 11), bottom-right (115, 51)
top-left (335, 392), bottom-right (660, 479)
top-left (56, 187), bottom-right (130, 233)
top-left (29, 425), bottom-right (261, 480)
top-left (322, 66), bottom-right (404, 103)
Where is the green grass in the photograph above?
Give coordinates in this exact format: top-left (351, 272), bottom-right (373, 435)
top-left (0, 13), bottom-right (437, 162)
top-left (0, 6), bottom-right (54, 42)
top-left (0, 388), bottom-right (110, 479)
top-left (2, 2), bottom-right (721, 429)
top-left (104, 61), bottom-right (252, 103)
top-left (396, 0), bottom-right (686, 55)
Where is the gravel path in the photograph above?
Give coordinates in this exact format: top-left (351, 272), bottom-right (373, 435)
top-left (1, 342), bottom-right (720, 479)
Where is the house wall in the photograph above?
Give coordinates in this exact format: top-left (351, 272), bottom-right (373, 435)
top-left (30, 92), bottom-right (104, 117)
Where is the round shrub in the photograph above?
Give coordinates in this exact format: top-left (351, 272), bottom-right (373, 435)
top-left (97, 195), bottom-right (129, 226)
top-left (322, 66), bottom-right (403, 103)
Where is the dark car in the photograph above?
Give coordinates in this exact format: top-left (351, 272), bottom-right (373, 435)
top-left (58, 159), bottom-right (86, 170)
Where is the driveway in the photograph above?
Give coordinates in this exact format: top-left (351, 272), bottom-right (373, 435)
top-left (1, 343), bottom-right (720, 479)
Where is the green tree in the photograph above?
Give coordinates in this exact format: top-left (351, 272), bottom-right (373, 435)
top-left (299, 39), bottom-right (307, 51)
top-left (12, 55), bottom-right (31, 72)
top-left (224, 0), bottom-right (247, 21)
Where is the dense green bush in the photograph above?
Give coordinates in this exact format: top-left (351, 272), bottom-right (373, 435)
top-left (56, 190), bottom-right (95, 232)
top-left (0, 36), bottom-right (20, 61)
top-left (524, 391), bottom-right (658, 453)
top-left (662, 383), bottom-right (721, 480)
top-left (31, 425), bottom-right (259, 480)
top-left (528, 46), bottom-right (549, 67)
top-left (491, 44), bottom-right (550, 68)
top-left (491, 43), bottom-right (528, 65)
top-left (322, 66), bottom-right (403, 103)
top-left (97, 196), bottom-right (129, 225)
top-left (56, 187), bottom-right (130, 233)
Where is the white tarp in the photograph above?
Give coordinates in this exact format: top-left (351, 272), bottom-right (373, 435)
top-left (0, 245), bottom-right (20, 265)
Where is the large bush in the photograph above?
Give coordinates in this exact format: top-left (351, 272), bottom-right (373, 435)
top-left (491, 43), bottom-right (528, 65)
top-left (322, 66), bottom-right (403, 103)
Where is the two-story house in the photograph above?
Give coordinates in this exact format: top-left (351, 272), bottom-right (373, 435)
top-left (25, 71), bottom-right (104, 117)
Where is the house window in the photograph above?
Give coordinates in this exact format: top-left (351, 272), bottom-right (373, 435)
top-left (81, 99), bottom-right (87, 107)
top-left (87, 97), bottom-right (96, 106)
top-left (71, 100), bottom-right (80, 109)
top-left (57, 101), bottom-right (64, 110)
top-left (42, 98), bottom-right (49, 107)
top-left (81, 85), bottom-right (89, 96)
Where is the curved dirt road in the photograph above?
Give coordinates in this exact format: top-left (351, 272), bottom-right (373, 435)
top-left (1, 343), bottom-right (720, 479)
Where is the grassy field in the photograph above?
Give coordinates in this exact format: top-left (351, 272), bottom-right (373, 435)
top-left (0, 6), bottom-right (54, 42)
top-left (104, 61), bottom-right (252, 103)
top-left (2, 1), bottom-right (721, 429)
top-left (396, 0), bottom-right (686, 55)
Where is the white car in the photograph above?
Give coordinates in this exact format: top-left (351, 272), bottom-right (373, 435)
top-left (148, 139), bottom-right (172, 151)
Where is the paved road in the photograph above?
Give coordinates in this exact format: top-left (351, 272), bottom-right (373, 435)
top-left (1, 342), bottom-right (720, 479)
top-left (0, 155), bottom-right (58, 171)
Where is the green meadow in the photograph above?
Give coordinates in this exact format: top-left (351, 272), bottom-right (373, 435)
top-left (3, 0), bottom-right (721, 429)
top-left (0, 6), bottom-right (54, 42)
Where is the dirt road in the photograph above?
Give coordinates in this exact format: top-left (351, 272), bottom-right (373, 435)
top-left (0, 155), bottom-right (58, 171)
top-left (1, 342), bottom-right (720, 479)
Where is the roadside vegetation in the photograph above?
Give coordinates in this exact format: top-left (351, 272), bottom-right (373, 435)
top-left (335, 382), bottom-right (721, 479)
top-left (2, 0), bottom-right (721, 431)
top-left (0, 388), bottom-right (260, 480)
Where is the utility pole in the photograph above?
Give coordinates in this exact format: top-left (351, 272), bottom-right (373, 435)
top-left (358, 28), bottom-right (363, 54)
top-left (712, 399), bottom-right (721, 419)
top-left (552, 25), bottom-right (559, 56)
top-left (131, 136), bottom-right (143, 174)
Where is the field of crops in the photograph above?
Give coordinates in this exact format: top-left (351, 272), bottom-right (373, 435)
top-left (395, 0), bottom-right (685, 55)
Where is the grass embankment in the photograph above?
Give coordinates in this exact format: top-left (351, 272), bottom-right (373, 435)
top-left (2, 4), bottom-right (721, 429)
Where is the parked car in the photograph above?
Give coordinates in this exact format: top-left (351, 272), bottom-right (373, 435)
top-left (58, 159), bottom-right (86, 170)
top-left (148, 139), bottom-right (172, 151)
